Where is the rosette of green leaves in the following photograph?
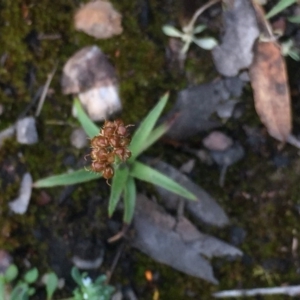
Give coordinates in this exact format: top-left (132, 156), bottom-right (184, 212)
top-left (71, 267), bottom-right (114, 300)
top-left (34, 93), bottom-right (197, 223)
top-left (162, 24), bottom-right (217, 54)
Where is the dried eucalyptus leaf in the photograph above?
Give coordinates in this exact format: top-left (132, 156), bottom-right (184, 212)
top-left (132, 195), bottom-right (242, 284)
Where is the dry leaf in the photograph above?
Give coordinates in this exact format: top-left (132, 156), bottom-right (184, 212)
top-left (249, 41), bottom-right (291, 142)
top-left (132, 195), bottom-right (242, 284)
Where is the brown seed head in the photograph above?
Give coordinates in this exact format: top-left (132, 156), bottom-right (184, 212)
top-left (102, 166), bottom-right (114, 179)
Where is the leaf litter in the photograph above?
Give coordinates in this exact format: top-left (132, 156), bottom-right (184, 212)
top-left (132, 194), bottom-right (242, 284)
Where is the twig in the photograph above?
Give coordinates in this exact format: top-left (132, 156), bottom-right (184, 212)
top-left (186, 0), bottom-right (221, 32)
top-left (219, 165), bottom-right (228, 187)
top-left (106, 242), bottom-right (125, 284)
top-left (213, 285), bottom-right (300, 298)
top-left (35, 62), bottom-right (58, 117)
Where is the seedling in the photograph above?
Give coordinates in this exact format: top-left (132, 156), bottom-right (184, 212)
top-left (162, 0), bottom-right (219, 54)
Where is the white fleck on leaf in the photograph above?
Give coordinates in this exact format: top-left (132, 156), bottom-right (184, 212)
top-left (9, 173), bottom-right (33, 214)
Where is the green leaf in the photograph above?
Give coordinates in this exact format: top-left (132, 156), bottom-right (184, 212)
top-left (10, 283), bottom-right (29, 300)
top-left (266, 0), bottom-right (297, 19)
top-left (137, 122), bottom-right (171, 156)
top-left (0, 275), bottom-right (5, 300)
top-left (108, 165), bottom-right (129, 217)
top-left (130, 93), bottom-right (169, 159)
top-left (130, 161), bottom-right (197, 201)
top-left (4, 264), bottom-right (18, 282)
top-left (123, 176), bottom-right (136, 224)
top-left (192, 37), bottom-right (218, 50)
top-left (45, 272), bottom-right (59, 300)
top-left (288, 50), bottom-right (300, 61)
top-left (193, 24), bottom-right (207, 34)
top-left (94, 274), bottom-right (107, 285)
top-left (24, 268), bottom-right (38, 284)
top-left (73, 98), bottom-right (99, 138)
top-left (71, 267), bottom-right (82, 287)
top-left (288, 15), bottom-right (300, 23)
top-left (162, 25), bottom-right (183, 38)
top-left (33, 168), bottom-right (101, 188)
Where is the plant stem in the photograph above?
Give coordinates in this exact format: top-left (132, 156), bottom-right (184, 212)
top-left (186, 0), bottom-right (221, 32)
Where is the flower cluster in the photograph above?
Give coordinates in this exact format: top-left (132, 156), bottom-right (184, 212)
top-left (90, 119), bottom-right (131, 179)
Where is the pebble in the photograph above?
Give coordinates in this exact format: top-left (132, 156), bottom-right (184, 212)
top-left (0, 250), bottom-right (12, 273)
top-left (70, 128), bottom-right (88, 149)
top-left (203, 131), bottom-right (233, 151)
top-left (16, 117), bottom-right (38, 144)
top-left (9, 173), bottom-right (33, 214)
top-left (210, 143), bottom-right (245, 167)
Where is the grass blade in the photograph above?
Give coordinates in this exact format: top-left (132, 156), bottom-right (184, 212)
top-left (288, 15), bottom-right (300, 23)
top-left (123, 176), bottom-right (136, 224)
top-left (266, 0), bottom-right (297, 19)
top-left (130, 93), bottom-right (169, 159)
top-left (130, 161), bottom-right (197, 201)
top-left (33, 168), bottom-right (101, 188)
top-left (108, 165), bottom-right (129, 217)
top-left (137, 122), bottom-right (171, 156)
top-left (73, 98), bottom-right (99, 138)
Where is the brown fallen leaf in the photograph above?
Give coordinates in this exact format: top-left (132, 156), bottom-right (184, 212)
top-left (249, 41), bottom-right (291, 142)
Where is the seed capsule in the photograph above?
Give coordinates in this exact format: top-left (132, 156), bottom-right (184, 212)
top-left (119, 137), bottom-right (131, 147)
top-left (114, 147), bottom-right (131, 161)
top-left (91, 161), bottom-right (107, 173)
top-left (102, 166), bottom-right (114, 179)
top-left (91, 136), bottom-right (109, 148)
top-left (91, 148), bottom-right (109, 161)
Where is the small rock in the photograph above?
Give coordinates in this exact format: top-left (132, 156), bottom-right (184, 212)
top-left (9, 173), bottom-right (33, 214)
top-left (210, 143), bottom-right (245, 167)
top-left (216, 100), bottom-right (239, 119)
top-left (0, 250), bottom-right (12, 273)
top-left (203, 131), bottom-right (233, 151)
top-left (16, 117), bottom-right (38, 144)
top-left (74, 1), bottom-right (123, 39)
top-left (70, 128), bottom-right (88, 149)
top-left (179, 159), bottom-right (195, 174)
top-left (62, 46), bottom-right (121, 121)
top-left (212, 0), bottom-right (259, 76)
